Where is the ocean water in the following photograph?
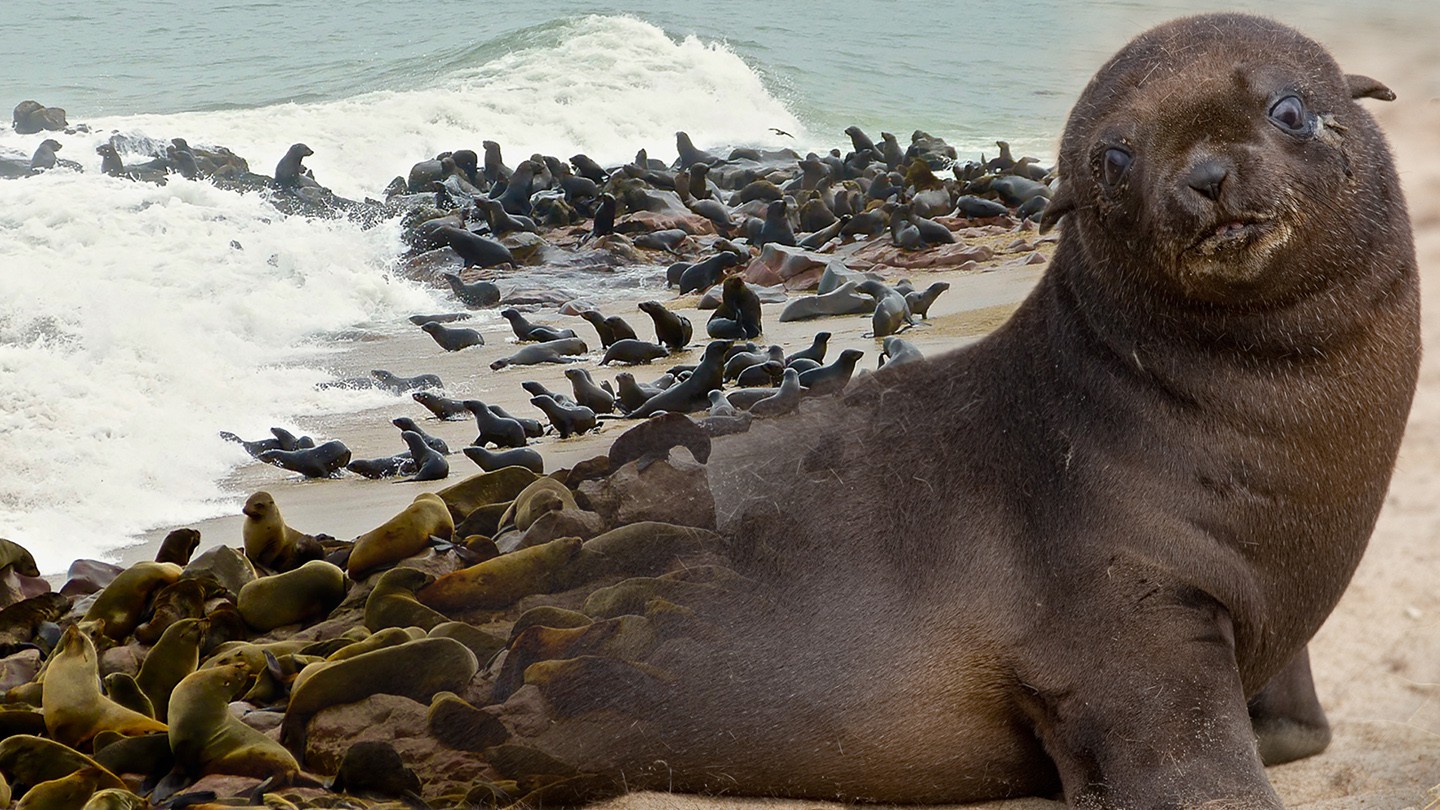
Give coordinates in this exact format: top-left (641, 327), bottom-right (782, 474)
top-left (0, 1), bottom-right (1414, 571)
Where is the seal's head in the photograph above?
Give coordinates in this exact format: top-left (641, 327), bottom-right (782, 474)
top-left (242, 491), bottom-right (275, 520)
top-left (1044, 14), bottom-right (1397, 305)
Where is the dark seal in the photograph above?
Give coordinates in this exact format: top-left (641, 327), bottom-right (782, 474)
top-left (476, 14), bottom-right (1419, 808)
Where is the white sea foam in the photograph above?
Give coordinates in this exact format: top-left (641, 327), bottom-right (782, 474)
top-left (0, 16), bottom-right (806, 200)
top-left (0, 15), bottom-right (806, 571)
top-left (0, 171), bottom-right (439, 572)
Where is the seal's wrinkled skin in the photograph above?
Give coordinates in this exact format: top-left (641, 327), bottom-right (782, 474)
top-left (484, 15), bottom-right (1419, 808)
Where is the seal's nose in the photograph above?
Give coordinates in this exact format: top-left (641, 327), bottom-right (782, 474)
top-left (1186, 160), bottom-right (1229, 202)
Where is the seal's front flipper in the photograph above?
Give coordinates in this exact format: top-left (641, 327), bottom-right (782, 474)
top-left (1024, 588), bottom-right (1282, 809)
top-left (1248, 645), bottom-right (1332, 765)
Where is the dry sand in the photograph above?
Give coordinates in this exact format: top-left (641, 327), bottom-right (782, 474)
top-left (111, 18), bottom-right (1440, 810)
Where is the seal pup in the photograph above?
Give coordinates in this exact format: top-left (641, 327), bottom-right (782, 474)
top-left (463, 400), bottom-right (528, 448)
top-left (599, 339), bottom-right (670, 366)
top-left (501, 309), bottom-right (578, 342)
top-left (565, 368), bottom-right (617, 414)
top-left (530, 395), bottom-right (597, 439)
top-left (462, 445), bottom-right (545, 475)
top-left (257, 440), bottom-right (351, 478)
top-left (490, 338), bottom-right (589, 370)
top-left (638, 301), bottom-right (693, 350)
top-left (786, 332), bottom-right (830, 365)
top-left (273, 143), bottom-right (313, 189)
top-left (905, 281), bottom-right (951, 319)
top-left (578, 310), bottom-right (637, 348)
top-left (440, 272), bottom-right (501, 308)
top-left (747, 366), bottom-right (806, 416)
top-left (796, 347), bottom-right (863, 396)
top-left (412, 391), bottom-right (469, 421)
top-left (420, 320), bottom-right (484, 351)
top-left (400, 430), bottom-right (449, 482)
top-left (391, 417), bottom-right (449, 455)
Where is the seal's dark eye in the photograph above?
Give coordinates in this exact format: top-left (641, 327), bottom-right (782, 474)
top-left (1102, 147), bottom-right (1131, 186)
top-left (1268, 95), bottom-right (1309, 134)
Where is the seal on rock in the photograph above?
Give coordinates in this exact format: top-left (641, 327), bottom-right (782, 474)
top-left (412, 391), bottom-right (470, 421)
top-left (169, 663), bottom-right (303, 779)
top-left (274, 143), bottom-right (313, 188)
top-left (348, 492), bottom-right (455, 578)
top-left (241, 491), bottom-right (325, 572)
top-left (236, 560), bottom-right (346, 632)
top-left (43, 626), bottom-right (168, 748)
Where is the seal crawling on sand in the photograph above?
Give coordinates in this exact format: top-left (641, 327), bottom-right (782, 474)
top-left (477, 14), bottom-right (1418, 807)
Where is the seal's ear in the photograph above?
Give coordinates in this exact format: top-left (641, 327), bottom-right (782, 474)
top-left (1038, 183), bottom-right (1076, 234)
top-left (1346, 74), bottom-right (1396, 101)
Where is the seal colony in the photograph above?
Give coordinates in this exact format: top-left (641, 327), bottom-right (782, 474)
top-left (0, 12), bottom-right (1419, 809)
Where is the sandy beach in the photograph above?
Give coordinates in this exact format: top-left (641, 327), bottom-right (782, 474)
top-left (40, 13), bottom-right (1432, 810)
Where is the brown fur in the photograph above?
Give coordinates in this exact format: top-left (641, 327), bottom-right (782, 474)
top-left (487, 14), bottom-right (1419, 808)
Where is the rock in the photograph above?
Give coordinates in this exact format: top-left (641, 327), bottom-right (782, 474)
top-left (59, 559), bottom-right (124, 597)
top-left (741, 244), bottom-right (829, 290)
top-left (853, 240), bottom-right (995, 271)
top-left (184, 774), bottom-right (265, 800)
top-left (615, 211), bottom-right (716, 236)
top-left (0, 650), bottom-right (40, 693)
top-left (578, 450), bottom-right (716, 530)
top-left (183, 546), bottom-right (257, 597)
top-left (499, 232), bottom-right (548, 263)
top-left (100, 644), bottom-right (142, 676)
top-left (12, 101), bottom-right (67, 134)
top-left (304, 694), bottom-right (492, 795)
top-left (504, 508), bottom-right (606, 553)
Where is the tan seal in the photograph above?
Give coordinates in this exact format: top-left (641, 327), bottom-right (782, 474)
top-left (168, 662), bottom-right (302, 779)
top-left (241, 491), bottom-right (324, 572)
top-left (346, 492), bottom-right (454, 578)
top-left (42, 626), bottom-right (167, 748)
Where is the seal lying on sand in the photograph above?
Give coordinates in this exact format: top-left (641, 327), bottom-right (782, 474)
top-left (480, 14), bottom-right (1418, 807)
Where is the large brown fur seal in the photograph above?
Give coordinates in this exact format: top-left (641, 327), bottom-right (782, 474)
top-left (481, 14), bottom-right (1419, 808)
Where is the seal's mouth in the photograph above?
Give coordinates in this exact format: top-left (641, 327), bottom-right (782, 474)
top-left (1187, 216), bottom-right (1277, 257)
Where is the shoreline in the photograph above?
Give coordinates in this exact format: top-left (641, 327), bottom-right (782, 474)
top-left (116, 244), bottom-right (1047, 571)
